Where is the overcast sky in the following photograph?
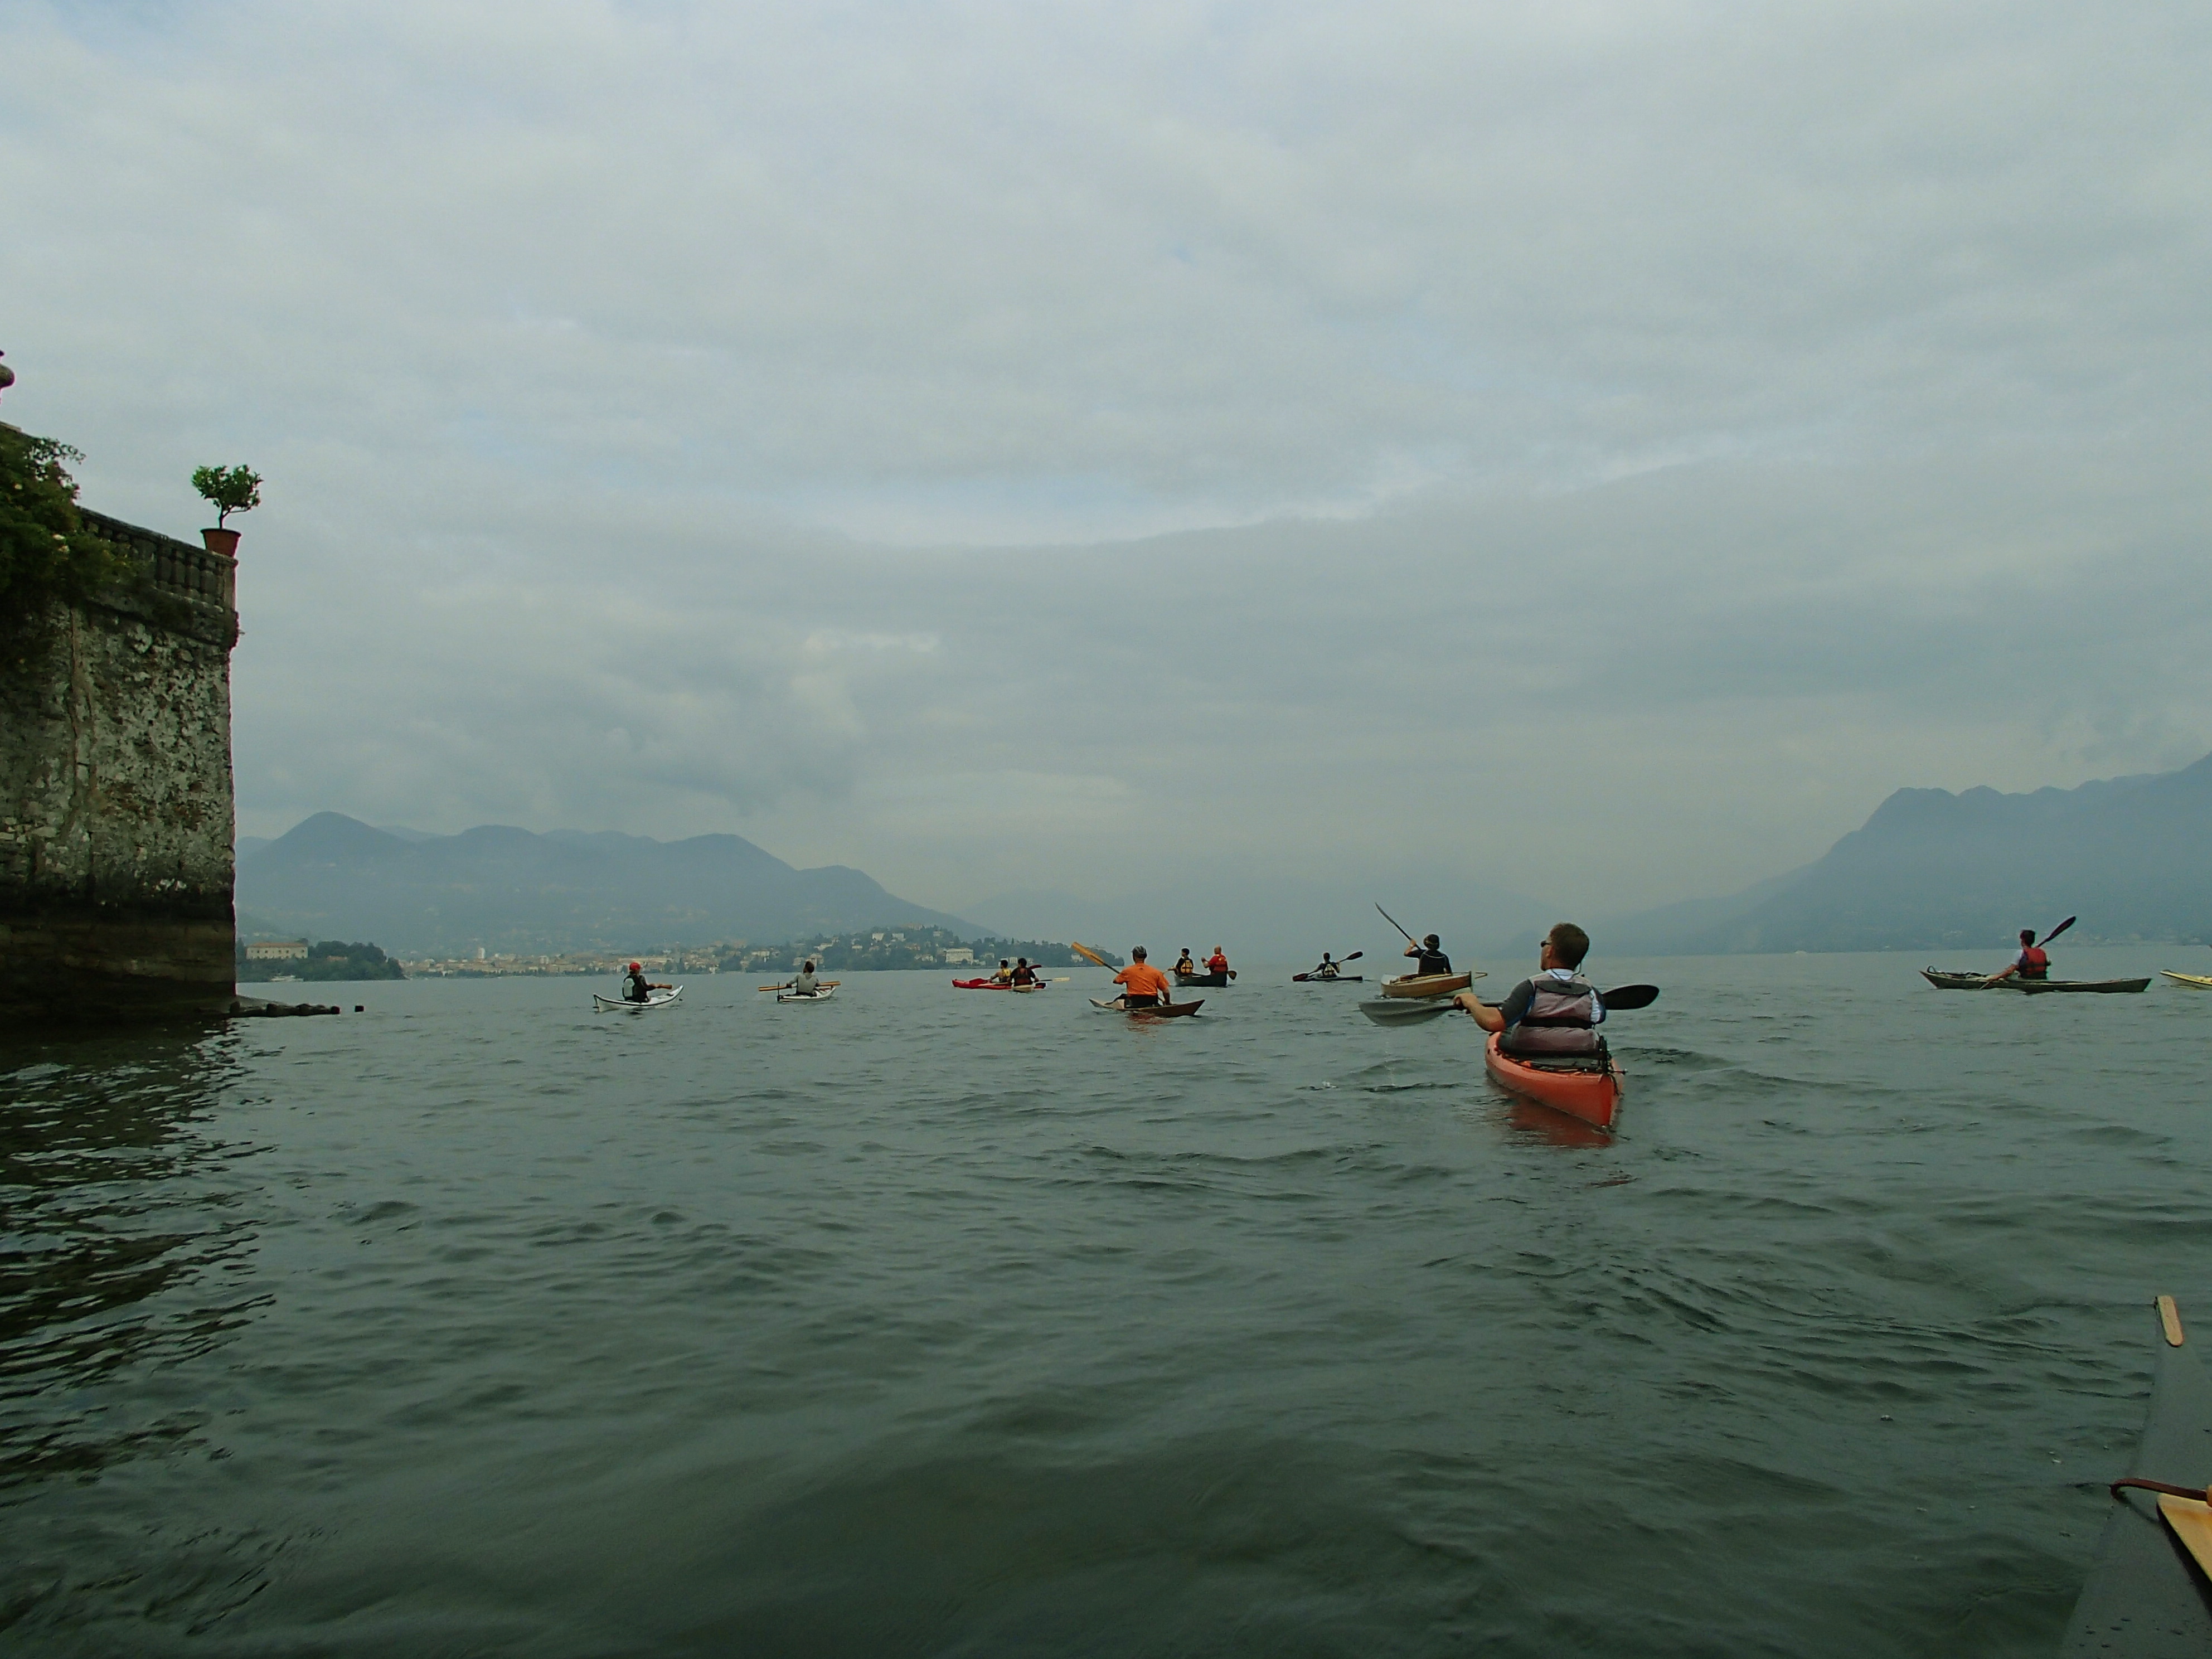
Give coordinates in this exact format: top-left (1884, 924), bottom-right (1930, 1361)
top-left (4, 0), bottom-right (2208, 925)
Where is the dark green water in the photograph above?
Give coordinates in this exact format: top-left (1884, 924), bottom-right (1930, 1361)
top-left (4, 949), bottom-right (2208, 1655)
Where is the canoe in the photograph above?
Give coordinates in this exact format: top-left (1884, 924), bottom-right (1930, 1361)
top-left (1382, 971), bottom-right (1478, 999)
top-left (952, 978), bottom-right (1050, 991)
top-left (2062, 1295), bottom-right (2212, 1655)
top-left (1483, 1034), bottom-right (1621, 1130)
top-left (594, 986), bottom-right (683, 1012)
top-left (1174, 970), bottom-right (1234, 986)
top-left (777, 986), bottom-right (838, 1003)
top-left (1292, 973), bottom-right (1363, 983)
top-left (1922, 968), bottom-right (2152, 995)
top-left (2160, 972), bottom-right (2212, 991)
top-left (1089, 996), bottom-right (1204, 1018)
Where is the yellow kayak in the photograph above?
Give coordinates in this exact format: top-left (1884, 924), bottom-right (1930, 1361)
top-left (2161, 971), bottom-right (2212, 991)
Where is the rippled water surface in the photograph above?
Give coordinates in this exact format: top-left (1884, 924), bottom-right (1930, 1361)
top-left (5, 948), bottom-right (2210, 1655)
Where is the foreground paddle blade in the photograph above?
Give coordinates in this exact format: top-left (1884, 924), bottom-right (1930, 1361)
top-left (1359, 998), bottom-right (1458, 1026)
top-left (1600, 984), bottom-right (1660, 1011)
top-left (1069, 940), bottom-right (1113, 969)
top-left (2157, 1494), bottom-right (2212, 1578)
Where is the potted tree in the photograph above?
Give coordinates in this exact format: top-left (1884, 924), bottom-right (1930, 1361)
top-left (192, 463), bottom-right (262, 555)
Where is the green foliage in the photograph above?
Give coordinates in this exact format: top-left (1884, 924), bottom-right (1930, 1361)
top-left (235, 939), bottom-right (405, 982)
top-left (191, 463), bottom-right (262, 526)
top-left (0, 424), bottom-right (128, 619)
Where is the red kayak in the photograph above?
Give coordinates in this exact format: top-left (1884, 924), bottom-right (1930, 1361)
top-left (952, 978), bottom-right (1049, 992)
top-left (1484, 1034), bottom-right (1622, 1130)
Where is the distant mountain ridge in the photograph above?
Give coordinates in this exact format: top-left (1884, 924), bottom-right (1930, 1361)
top-left (1607, 751), bottom-right (2212, 954)
top-left (236, 813), bottom-right (976, 957)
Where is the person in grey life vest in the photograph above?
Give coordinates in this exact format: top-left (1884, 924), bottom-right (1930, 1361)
top-left (788, 960), bottom-right (821, 995)
top-left (1454, 923), bottom-right (1604, 1055)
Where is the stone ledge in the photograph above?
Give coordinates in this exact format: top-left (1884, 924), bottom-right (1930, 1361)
top-left (230, 995), bottom-right (342, 1018)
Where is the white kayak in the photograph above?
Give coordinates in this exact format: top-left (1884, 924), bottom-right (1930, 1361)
top-left (778, 985), bottom-right (839, 1003)
top-left (595, 985), bottom-right (684, 1012)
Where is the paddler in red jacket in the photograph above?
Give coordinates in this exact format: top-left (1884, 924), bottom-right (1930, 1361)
top-left (1206, 946), bottom-right (1230, 977)
top-left (1985, 929), bottom-right (2050, 985)
top-left (1112, 947), bottom-right (1175, 1008)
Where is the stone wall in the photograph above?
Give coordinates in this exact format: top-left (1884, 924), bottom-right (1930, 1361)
top-left (1, 512), bottom-right (239, 1024)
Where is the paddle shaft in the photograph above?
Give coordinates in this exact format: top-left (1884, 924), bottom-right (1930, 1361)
top-left (1371, 982), bottom-right (1658, 1023)
top-left (1375, 904), bottom-right (1418, 944)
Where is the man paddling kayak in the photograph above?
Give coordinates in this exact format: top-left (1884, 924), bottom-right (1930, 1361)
top-left (1172, 948), bottom-right (1197, 976)
top-left (1454, 924), bottom-right (1604, 1054)
top-left (1011, 957), bottom-right (1037, 986)
top-left (1309, 952), bottom-right (1343, 980)
top-left (785, 959), bottom-right (822, 996)
top-left (1404, 933), bottom-right (1452, 977)
top-left (1112, 947), bottom-right (1175, 1010)
top-left (622, 961), bottom-right (670, 1003)
top-left (1984, 929), bottom-right (2051, 986)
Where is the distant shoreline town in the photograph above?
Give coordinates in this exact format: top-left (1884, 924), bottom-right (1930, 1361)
top-left (239, 925), bottom-right (1113, 982)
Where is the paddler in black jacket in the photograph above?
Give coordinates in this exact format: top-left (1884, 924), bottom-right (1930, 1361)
top-left (1456, 924), bottom-right (1605, 1054)
top-left (1403, 933), bottom-right (1452, 977)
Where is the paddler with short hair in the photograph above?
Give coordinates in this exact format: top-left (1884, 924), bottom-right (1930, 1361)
top-left (992, 958), bottom-right (1014, 985)
top-left (1011, 957), bottom-right (1036, 986)
top-left (1985, 929), bottom-right (2051, 986)
top-left (1456, 923), bottom-right (1604, 1055)
top-left (1112, 946), bottom-right (1175, 1009)
top-left (1404, 933), bottom-right (1452, 976)
top-left (788, 959), bottom-right (821, 995)
top-left (1172, 948), bottom-right (1197, 976)
top-left (1206, 945), bottom-right (1230, 976)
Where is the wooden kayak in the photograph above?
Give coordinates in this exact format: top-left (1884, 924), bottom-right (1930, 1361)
top-left (1922, 968), bottom-right (2152, 994)
top-left (777, 985), bottom-right (838, 1003)
top-left (2160, 972), bottom-right (2212, 991)
top-left (1174, 970), bottom-right (1234, 986)
top-left (594, 986), bottom-right (683, 1012)
top-left (2062, 1295), bottom-right (2212, 1654)
top-left (1381, 971), bottom-right (1478, 999)
top-left (1089, 997), bottom-right (1204, 1018)
top-left (1483, 1034), bottom-right (1621, 1129)
top-left (1292, 973), bottom-right (1362, 982)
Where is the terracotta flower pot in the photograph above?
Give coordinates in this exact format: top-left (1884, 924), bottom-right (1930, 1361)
top-left (201, 527), bottom-right (241, 557)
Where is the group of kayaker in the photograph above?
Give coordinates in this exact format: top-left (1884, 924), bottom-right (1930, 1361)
top-left (990, 957), bottom-right (1041, 986)
top-left (1170, 947), bottom-right (1233, 977)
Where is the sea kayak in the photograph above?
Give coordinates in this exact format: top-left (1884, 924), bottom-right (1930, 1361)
top-left (1089, 996), bottom-right (1204, 1018)
top-left (1292, 973), bottom-right (1363, 982)
top-left (1174, 970), bottom-right (1234, 987)
top-left (1381, 971), bottom-right (1479, 999)
top-left (1483, 1033), bottom-right (1621, 1130)
top-left (1922, 969), bottom-right (2152, 994)
top-left (2160, 972), bottom-right (2212, 991)
top-left (952, 978), bottom-right (1050, 991)
top-left (777, 986), bottom-right (838, 1003)
top-left (594, 986), bottom-right (683, 1012)
top-left (2063, 1296), bottom-right (2212, 1655)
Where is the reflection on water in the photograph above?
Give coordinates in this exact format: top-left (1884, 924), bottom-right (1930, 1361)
top-left (1, 1029), bottom-right (262, 1487)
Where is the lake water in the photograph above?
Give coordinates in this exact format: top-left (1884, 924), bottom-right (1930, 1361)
top-left (4, 947), bottom-right (2209, 1655)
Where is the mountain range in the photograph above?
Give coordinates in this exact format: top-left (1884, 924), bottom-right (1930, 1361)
top-left (1602, 751), bottom-right (2212, 954)
top-left (235, 813), bottom-right (973, 957)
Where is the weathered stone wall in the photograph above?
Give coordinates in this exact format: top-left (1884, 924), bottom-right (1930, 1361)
top-left (1, 513), bottom-right (239, 1024)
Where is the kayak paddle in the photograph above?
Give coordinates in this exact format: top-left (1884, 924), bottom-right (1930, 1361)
top-left (1359, 983), bottom-right (1659, 1026)
top-left (1069, 940), bottom-right (1114, 969)
top-left (2040, 915), bottom-right (2077, 947)
top-left (1375, 904), bottom-right (1418, 944)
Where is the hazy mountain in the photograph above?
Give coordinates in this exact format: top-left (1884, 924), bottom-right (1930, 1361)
top-left (236, 813), bottom-right (976, 957)
top-left (1606, 752), bottom-right (2212, 954)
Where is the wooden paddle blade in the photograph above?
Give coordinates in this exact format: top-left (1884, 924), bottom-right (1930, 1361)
top-left (1599, 984), bottom-right (1660, 1010)
top-left (1069, 940), bottom-right (1113, 969)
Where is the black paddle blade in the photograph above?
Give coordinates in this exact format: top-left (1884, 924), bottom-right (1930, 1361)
top-left (1342, 950), bottom-right (1363, 963)
top-left (1600, 984), bottom-right (1660, 1010)
top-left (2040, 916), bottom-right (2077, 947)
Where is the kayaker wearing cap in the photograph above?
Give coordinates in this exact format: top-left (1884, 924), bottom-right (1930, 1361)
top-left (1404, 933), bottom-right (1452, 977)
top-left (788, 959), bottom-right (821, 995)
top-left (1011, 957), bottom-right (1037, 986)
top-left (1456, 924), bottom-right (1604, 1055)
top-left (1985, 929), bottom-right (2050, 986)
top-left (622, 961), bottom-right (667, 1003)
top-left (1112, 946), bottom-right (1175, 1009)
top-left (1206, 946), bottom-right (1230, 977)
top-left (1172, 948), bottom-right (1197, 976)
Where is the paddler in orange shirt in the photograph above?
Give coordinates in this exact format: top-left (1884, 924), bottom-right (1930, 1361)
top-left (1112, 946), bottom-right (1175, 1010)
